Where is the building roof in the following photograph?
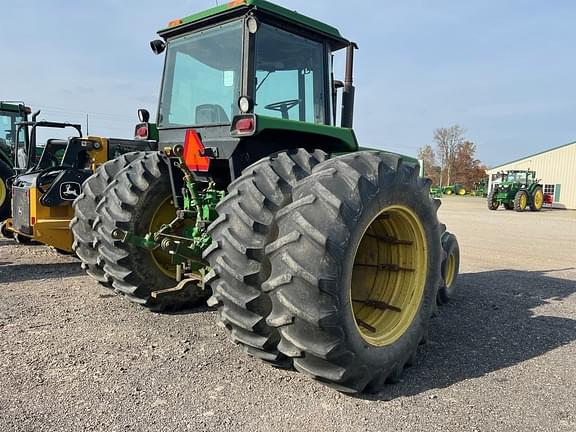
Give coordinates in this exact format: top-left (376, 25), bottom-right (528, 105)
top-left (488, 140), bottom-right (576, 171)
top-left (159, 0), bottom-right (348, 46)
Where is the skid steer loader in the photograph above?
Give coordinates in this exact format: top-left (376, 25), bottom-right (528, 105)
top-left (2, 116), bottom-right (155, 251)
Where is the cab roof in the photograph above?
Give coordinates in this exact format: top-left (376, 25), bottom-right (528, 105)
top-left (0, 101), bottom-right (24, 113)
top-left (159, 0), bottom-right (350, 50)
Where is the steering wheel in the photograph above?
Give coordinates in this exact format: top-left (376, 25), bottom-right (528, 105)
top-left (264, 99), bottom-right (301, 120)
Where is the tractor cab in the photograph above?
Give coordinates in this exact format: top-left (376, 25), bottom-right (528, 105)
top-left (0, 102), bottom-right (30, 220)
top-left (499, 170), bottom-right (537, 187)
top-left (0, 102), bottom-right (29, 164)
top-left (148, 0), bottom-right (358, 184)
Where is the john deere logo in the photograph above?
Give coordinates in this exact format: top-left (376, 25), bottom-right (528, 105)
top-left (60, 182), bottom-right (81, 200)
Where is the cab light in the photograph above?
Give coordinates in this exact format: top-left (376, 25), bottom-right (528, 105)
top-left (183, 129), bottom-right (210, 172)
top-left (168, 19), bottom-right (183, 27)
top-left (227, 0), bottom-right (246, 8)
top-left (31, 217), bottom-right (36, 225)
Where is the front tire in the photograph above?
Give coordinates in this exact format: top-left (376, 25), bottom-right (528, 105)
top-left (437, 232), bottom-right (460, 304)
top-left (264, 152), bottom-right (442, 393)
top-left (487, 190), bottom-right (499, 210)
top-left (514, 190), bottom-right (528, 212)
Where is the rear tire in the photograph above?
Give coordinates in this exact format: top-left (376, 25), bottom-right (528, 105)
top-left (71, 152), bottom-right (146, 286)
top-left (97, 152), bottom-right (207, 310)
top-left (0, 159), bottom-right (14, 221)
top-left (437, 232), bottom-right (460, 304)
top-left (264, 152), bottom-right (441, 393)
top-left (530, 186), bottom-right (544, 211)
top-left (204, 149), bottom-right (328, 368)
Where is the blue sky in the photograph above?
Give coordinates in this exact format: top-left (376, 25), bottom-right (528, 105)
top-left (2, 0), bottom-right (575, 166)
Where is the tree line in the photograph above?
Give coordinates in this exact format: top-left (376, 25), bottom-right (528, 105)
top-left (418, 125), bottom-right (487, 190)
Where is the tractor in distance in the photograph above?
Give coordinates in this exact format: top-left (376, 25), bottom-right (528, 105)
top-left (0, 101), bottom-right (30, 221)
top-left (471, 178), bottom-right (488, 197)
top-left (442, 183), bottom-right (466, 196)
top-left (1, 112), bottom-right (155, 251)
top-left (487, 169), bottom-right (544, 212)
top-left (72, 0), bottom-right (461, 393)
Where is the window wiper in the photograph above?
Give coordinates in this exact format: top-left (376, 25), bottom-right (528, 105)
top-left (256, 71), bottom-right (272, 92)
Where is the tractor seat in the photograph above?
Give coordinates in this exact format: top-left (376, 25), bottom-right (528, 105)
top-left (195, 104), bottom-right (229, 125)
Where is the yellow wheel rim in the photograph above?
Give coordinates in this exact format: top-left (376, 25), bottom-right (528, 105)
top-left (445, 190), bottom-right (452, 195)
top-left (458, 189), bottom-right (466, 196)
top-left (519, 193), bottom-right (527, 209)
top-left (445, 254), bottom-right (456, 288)
top-left (534, 190), bottom-right (543, 209)
top-left (148, 196), bottom-right (178, 279)
top-left (351, 205), bottom-right (428, 347)
top-left (0, 177), bottom-right (6, 208)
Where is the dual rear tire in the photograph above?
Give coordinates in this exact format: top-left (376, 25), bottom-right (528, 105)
top-left (71, 152), bottom-right (146, 285)
top-left (206, 151), bottom-right (443, 392)
top-left (73, 149), bottom-right (453, 393)
top-left (72, 151), bottom-right (207, 309)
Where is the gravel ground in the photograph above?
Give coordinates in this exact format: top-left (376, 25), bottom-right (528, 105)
top-left (0, 197), bottom-right (574, 432)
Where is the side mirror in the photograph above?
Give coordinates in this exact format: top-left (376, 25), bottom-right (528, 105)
top-left (150, 39), bottom-right (166, 55)
top-left (138, 109), bottom-right (150, 123)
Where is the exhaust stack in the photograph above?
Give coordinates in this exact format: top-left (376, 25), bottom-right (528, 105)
top-left (340, 42), bottom-right (358, 129)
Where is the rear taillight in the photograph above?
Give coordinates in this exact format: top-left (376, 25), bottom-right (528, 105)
top-left (135, 125), bottom-right (148, 139)
top-left (183, 129), bottom-right (210, 172)
top-left (235, 118), bottom-right (254, 133)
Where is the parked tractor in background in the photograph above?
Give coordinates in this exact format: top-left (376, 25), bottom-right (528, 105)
top-left (443, 183), bottom-right (466, 196)
top-left (487, 170), bottom-right (543, 212)
top-left (430, 186), bottom-right (443, 198)
top-left (71, 0), bottom-right (461, 393)
top-left (1, 114), bottom-right (155, 251)
top-left (472, 179), bottom-right (488, 197)
top-left (0, 101), bottom-right (30, 220)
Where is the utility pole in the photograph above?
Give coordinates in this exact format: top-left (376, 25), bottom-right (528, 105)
top-left (86, 113), bottom-right (89, 135)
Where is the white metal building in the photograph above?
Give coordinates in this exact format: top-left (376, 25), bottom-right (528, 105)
top-left (486, 141), bottom-right (576, 209)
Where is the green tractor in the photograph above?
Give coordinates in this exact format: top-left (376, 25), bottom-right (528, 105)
top-left (430, 186), bottom-right (443, 198)
top-left (472, 179), bottom-right (488, 197)
top-left (0, 101), bottom-right (30, 220)
top-left (487, 170), bottom-right (543, 212)
top-left (72, 0), bottom-right (460, 393)
top-left (443, 183), bottom-right (466, 196)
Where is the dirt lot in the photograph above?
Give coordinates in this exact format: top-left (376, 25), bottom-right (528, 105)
top-left (0, 197), bottom-right (574, 432)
